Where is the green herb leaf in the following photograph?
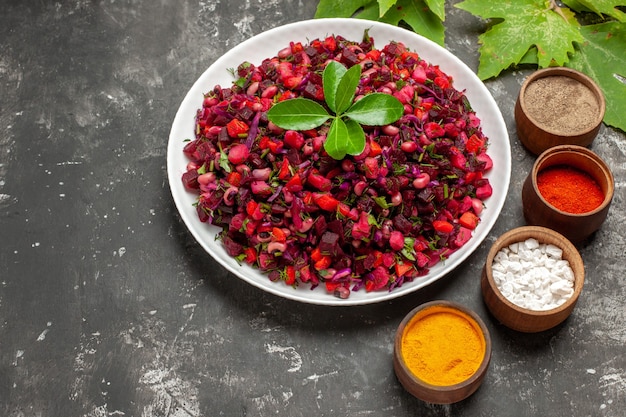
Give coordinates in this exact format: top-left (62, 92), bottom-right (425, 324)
top-left (267, 42), bottom-right (404, 160)
top-left (325, 117), bottom-right (366, 159)
top-left (266, 98), bottom-right (331, 130)
top-left (343, 118), bottom-right (366, 155)
top-left (343, 93), bottom-right (405, 125)
top-left (335, 64), bottom-right (362, 115)
top-left (218, 151), bottom-right (231, 173)
top-left (403, 236), bottom-right (416, 254)
top-left (374, 195), bottom-right (391, 209)
top-left (234, 77), bottom-right (247, 89)
top-left (323, 60), bottom-right (347, 113)
top-left (325, 117), bottom-right (349, 160)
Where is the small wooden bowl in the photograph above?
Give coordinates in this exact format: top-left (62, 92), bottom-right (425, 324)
top-left (522, 145), bottom-right (614, 243)
top-left (481, 226), bottom-right (585, 333)
top-left (393, 300), bottom-right (491, 404)
top-left (515, 67), bottom-right (605, 155)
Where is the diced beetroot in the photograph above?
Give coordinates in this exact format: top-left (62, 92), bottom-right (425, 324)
top-left (196, 203), bottom-right (210, 223)
top-left (389, 231), bottom-right (405, 251)
top-left (450, 149), bottom-right (467, 170)
top-left (284, 130), bottom-right (305, 149)
top-left (458, 196), bottom-right (473, 213)
top-left (229, 213), bottom-right (247, 231)
top-left (228, 144), bottom-right (249, 165)
top-left (382, 252), bottom-right (395, 268)
top-left (363, 157), bottom-right (379, 179)
top-left (319, 231), bottom-right (340, 256)
top-left (415, 252), bottom-right (429, 268)
top-left (181, 169), bottom-right (199, 190)
top-left (476, 183), bottom-right (493, 199)
top-left (299, 265), bottom-right (313, 283)
top-left (424, 122), bottom-right (445, 139)
top-left (183, 140), bottom-right (197, 158)
top-left (351, 211), bottom-right (371, 240)
top-left (258, 252), bottom-right (277, 270)
top-left (369, 266), bottom-right (390, 291)
top-left (251, 180), bottom-right (272, 195)
top-left (222, 235), bottom-right (244, 256)
top-left (477, 152), bottom-right (493, 171)
top-left (453, 226), bottom-right (473, 248)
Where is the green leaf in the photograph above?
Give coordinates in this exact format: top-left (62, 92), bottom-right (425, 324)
top-left (562, 0), bottom-right (626, 22)
top-left (567, 22), bottom-right (626, 132)
top-left (519, 46), bottom-right (539, 65)
top-left (343, 93), bottom-right (405, 125)
top-left (377, 0), bottom-right (446, 46)
top-left (314, 0), bottom-right (373, 18)
top-left (335, 64), bottom-right (362, 115)
top-left (323, 61), bottom-right (347, 114)
top-left (315, 0), bottom-right (445, 46)
top-left (456, 0), bottom-right (584, 79)
top-left (425, 0), bottom-right (446, 21)
top-left (340, 1), bottom-right (385, 20)
top-left (344, 118), bottom-right (367, 155)
top-left (324, 118), bottom-right (366, 160)
top-left (266, 98), bottom-right (331, 130)
top-left (378, 0), bottom-right (397, 17)
top-left (325, 118), bottom-right (350, 160)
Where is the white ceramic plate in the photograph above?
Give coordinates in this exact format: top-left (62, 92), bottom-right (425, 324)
top-left (167, 18), bottom-right (511, 306)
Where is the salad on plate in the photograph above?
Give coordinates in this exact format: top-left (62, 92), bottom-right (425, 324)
top-left (179, 30), bottom-right (494, 300)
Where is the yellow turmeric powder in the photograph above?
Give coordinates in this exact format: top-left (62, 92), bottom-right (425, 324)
top-left (401, 305), bottom-right (486, 386)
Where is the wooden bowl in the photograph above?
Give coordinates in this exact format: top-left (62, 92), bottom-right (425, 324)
top-left (522, 145), bottom-right (614, 243)
top-left (393, 300), bottom-right (491, 404)
top-left (481, 226), bottom-right (585, 333)
top-left (515, 67), bottom-right (605, 155)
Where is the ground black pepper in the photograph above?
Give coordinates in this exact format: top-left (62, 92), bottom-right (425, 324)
top-left (524, 75), bottom-right (600, 134)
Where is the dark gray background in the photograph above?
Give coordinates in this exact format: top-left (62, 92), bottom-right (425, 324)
top-left (1, 1), bottom-right (624, 416)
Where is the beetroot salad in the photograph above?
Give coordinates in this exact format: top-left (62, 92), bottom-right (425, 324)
top-left (181, 32), bottom-right (494, 299)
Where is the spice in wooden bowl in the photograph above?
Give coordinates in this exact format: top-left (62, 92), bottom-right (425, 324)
top-left (524, 75), bottom-right (600, 135)
top-left (393, 301), bottom-right (491, 404)
top-left (515, 67), bottom-right (605, 155)
top-left (522, 145), bottom-right (614, 242)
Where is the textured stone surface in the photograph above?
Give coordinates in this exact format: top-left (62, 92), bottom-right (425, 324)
top-left (1, 1), bottom-right (625, 416)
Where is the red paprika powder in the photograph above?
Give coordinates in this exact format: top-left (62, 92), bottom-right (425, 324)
top-left (537, 165), bottom-right (604, 214)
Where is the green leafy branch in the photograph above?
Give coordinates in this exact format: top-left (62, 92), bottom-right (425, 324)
top-left (314, 0), bottom-right (626, 132)
top-left (267, 61), bottom-right (404, 160)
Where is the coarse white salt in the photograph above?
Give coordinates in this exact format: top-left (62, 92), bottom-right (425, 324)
top-left (491, 238), bottom-right (575, 311)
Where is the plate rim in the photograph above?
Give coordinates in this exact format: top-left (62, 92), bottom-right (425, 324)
top-left (167, 18), bottom-right (512, 306)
